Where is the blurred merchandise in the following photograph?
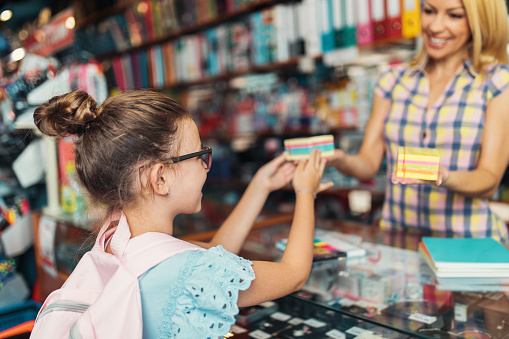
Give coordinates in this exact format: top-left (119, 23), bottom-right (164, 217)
top-left (57, 136), bottom-right (85, 218)
top-left (0, 299), bottom-right (41, 334)
top-left (0, 273), bottom-right (30, 308)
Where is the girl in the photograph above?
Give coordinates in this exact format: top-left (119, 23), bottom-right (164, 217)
top-left (32, 90), bottom-right (332, 338)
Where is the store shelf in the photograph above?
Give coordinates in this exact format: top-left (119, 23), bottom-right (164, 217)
top-left (147, 47), bottom-right (413, 92)
top-left (156, 56), bottom-right (320, 91)
top-left (93, 0), bottom-right (296, 59)
top-left (200, 125), bottom-right (359, 143)
top-left (75, 0), bottom-right (138, 29)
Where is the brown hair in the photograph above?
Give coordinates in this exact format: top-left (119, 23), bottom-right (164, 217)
top-left (34, 90), bottom-right (192, 216)
top-left (412, 0), bottom-right (509, 73)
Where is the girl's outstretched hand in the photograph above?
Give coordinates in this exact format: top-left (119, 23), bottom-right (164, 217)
top-left (254, 153), bottom-right (297, 193)
top-left (293, 149), bottom-right (334, 195)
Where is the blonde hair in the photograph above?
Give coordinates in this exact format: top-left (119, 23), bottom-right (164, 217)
top-left (412, 0), bottom-right (509, 73)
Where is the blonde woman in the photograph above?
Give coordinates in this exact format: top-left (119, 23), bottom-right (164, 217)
top-left (328, 0), bottom-right (509, 241)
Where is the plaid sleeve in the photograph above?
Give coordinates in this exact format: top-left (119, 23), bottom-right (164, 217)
top-left (487, 64), bottom-right (509, 102)
top-left (374, 66), bottom-right (399, 100)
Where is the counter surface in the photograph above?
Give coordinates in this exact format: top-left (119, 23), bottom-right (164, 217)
top-left (239, 220), bottom-right (509, 339)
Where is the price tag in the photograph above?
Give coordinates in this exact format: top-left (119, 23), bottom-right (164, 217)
top-left (409, 313), bottom-right (437, 324)
top-left (270, 312), bottom-right (292, 322)
top-left (249, 330), bottom-right (272, 339)
top-left (288, 317), bottom-right (304, 325)
top-left (355, 332), bottom-right (386, 339)
top-left (38, 215), bottom-right (58, 277)
top-left (454, 304), bottom-right (467, 322)
top-left (346, 327), bottom-right (372, 336)
top-left (304, 318), bottom-right (327, 328)
top-left (340, 298), bottom-right (355, 307)
top-left (326, 329), bottom-right (346, 339)
top-left (298, 56), bottom-right (316, 73)
top-left (230, 325), bottom-right (247, 334)
top-left (355, 300), bottom-right (370, 308)
top-left (323, 47), bottom-right (360, 66)
top-left (259, 301), bottom-right (276, 308)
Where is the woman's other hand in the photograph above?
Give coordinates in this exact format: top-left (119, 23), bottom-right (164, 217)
top-left (391, 165), bottom-right (450, 187)
top-left (325, 149), bottom-right (347, 169)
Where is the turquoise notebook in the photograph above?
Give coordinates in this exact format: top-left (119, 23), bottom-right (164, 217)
top-left (422, 237), bottom-right (509, 270)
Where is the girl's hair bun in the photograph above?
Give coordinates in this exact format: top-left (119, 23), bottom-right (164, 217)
top-left (34, 90), bottom-right (99, 137)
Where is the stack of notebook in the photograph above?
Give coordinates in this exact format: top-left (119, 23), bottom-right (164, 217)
top-left (419, 237), bottom-right (509, 292)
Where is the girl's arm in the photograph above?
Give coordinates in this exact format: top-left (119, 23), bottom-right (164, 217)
top-left (393, 88), bottom-right (509, 198)
top-left (237, 149), bottom-right (329, 306)
top-left (327, 93), bottom-right (390, 181)
top-left (198, 153), bottom-right (296, 254)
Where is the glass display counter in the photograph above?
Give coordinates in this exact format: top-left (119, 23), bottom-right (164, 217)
top-left (236, 220), bottom-right (509, 339)
top-left (231, 295), bottom-right (419, 338)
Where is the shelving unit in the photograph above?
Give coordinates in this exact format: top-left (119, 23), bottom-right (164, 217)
top-left (75, 0), bottom-right (139, 28)
top-left (90, 0), bottom-right (297, 58)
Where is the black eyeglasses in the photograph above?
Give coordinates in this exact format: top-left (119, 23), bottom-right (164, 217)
top-left (167, 146), bottom-right (212, 171)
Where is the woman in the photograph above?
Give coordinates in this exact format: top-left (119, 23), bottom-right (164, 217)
top-left (328, 0), bottom-right (509, 241)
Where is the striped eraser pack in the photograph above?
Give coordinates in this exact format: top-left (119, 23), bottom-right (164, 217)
top-left (284, 135), bottom-right (335, 161)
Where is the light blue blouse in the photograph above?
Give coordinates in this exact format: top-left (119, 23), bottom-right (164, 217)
top-left (139, 245), bottom-right (255, 339)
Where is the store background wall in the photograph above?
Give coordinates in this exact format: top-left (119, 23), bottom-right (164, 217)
top-left (0, 0), bottom-right (508, 335)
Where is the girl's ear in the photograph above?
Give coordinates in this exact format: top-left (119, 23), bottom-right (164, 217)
top-left (149, 163), bottom-right (170, 197)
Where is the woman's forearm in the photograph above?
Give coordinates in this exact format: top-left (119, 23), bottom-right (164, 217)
top-left (441, 169), bottom-right (499, 199)
top-left (334, 153), bottom-right (381, 181)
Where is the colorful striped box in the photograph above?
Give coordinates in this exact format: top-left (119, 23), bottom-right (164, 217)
top-left (284, 135), bottom-right (335, 160)
top-left (396, 146), bottom-right (440, 181)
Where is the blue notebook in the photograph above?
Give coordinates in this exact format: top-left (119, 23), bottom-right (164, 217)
top-left (422, 237), bottom-right (509, 270)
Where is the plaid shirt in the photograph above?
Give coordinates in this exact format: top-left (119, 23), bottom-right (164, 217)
top-left (375, 60), bottom-right (509, 241)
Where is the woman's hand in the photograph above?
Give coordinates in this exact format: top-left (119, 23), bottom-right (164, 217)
top-left (325, 149), bottom-right (347, 169)
top-left (293, 149), bottom-right (334, 194)
top-left (391, 165), bottom-right (450, 187)
top-left (253, 153), bottom-right (297, 193)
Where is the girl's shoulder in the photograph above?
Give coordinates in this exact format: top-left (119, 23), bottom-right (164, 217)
top-left (184, 245), bottom-right (255, 292)
top-left (141, 244), bottom-right (254, 280)
top-left (158, 246), bottom-right (255, 338)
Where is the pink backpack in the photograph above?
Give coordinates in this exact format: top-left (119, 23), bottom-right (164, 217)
top-left (30, 212), bottom-right (204, 338)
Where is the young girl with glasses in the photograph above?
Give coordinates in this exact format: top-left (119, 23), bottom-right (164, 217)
top-left (32, 90), bottom-right (332, 338)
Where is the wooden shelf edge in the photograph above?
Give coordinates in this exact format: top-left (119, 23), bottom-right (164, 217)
top-left (75, 0), bottom-right (138, 29)
top-left (181, 213), bottom-right (293, 242)
top-left (200, 125), bottom-right (357, 142)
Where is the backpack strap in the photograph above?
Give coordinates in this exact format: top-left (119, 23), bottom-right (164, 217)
top-left (94, 210), bottom-right (122, 252)
top-left (94, 211), bottom-right (134, 260)
top-left (123, 232), bottom-right (204, 277)
top-left (108, 213), bottom-right (132, 259)
top-left (95, 210), bottom-right (204, 276)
